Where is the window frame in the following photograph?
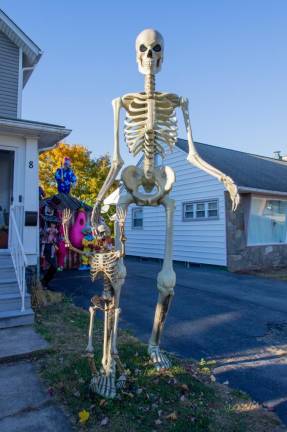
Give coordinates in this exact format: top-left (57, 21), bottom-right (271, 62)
top-left (182, 199), bottom-right (219, 222)
top-left (131, 206), bottom-right (144, 230)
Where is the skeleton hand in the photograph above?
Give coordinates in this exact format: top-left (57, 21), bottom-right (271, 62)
top-left (62, 208), bottom-right (72, 225)
top-left (221, 175), bottom-right (240, 211)
top-left (116, 206), bottom-right (127, 228)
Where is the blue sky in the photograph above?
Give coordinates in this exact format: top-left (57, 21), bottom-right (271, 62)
top-left (1, 0), bottom-right (287, 163)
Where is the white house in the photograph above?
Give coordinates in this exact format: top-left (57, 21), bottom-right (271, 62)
top-left (0, 9), bottom-right (71, 328)
top-left (106, 139), bottom-right (287, 272)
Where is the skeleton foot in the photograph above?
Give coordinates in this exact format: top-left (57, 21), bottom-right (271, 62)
top-left (116, 374), bottom-right (127, 389)
top-left (90, 370), bottom-right (117, 399)
top-left (148, 345), bottom-right (171, 371)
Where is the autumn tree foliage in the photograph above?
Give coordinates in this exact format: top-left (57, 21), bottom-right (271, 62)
top-left (39, 142), bottom-right (116, 206)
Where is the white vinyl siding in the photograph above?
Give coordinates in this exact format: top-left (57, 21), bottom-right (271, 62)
top-left (0, 31), bottom-right (19, 118)
top-left (123, 146), bottom-right (227, 266)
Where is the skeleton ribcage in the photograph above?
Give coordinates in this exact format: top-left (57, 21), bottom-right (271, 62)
top-left (123, 93), bottom-right (179, 159)
top-left (90, 251), bottom-right (121, 287)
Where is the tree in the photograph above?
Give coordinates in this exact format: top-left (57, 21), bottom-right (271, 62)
top-left (39, 142), bottom-right (116, 206)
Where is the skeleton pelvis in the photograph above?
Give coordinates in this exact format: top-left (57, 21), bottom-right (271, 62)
top-left (121, 165), bottom-right (175, 205)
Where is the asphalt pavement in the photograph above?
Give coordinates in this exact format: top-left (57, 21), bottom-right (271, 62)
top-left (50, 257), bottom-right (287, 425)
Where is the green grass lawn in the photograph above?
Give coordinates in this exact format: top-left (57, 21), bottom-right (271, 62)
top-left (35, 297), bottom-right (285, 432)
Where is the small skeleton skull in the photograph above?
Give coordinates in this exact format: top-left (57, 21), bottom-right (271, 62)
top-left (97, 224), bottom-right (107, 239)
top-left (136, 29), bottom-right (164, 75)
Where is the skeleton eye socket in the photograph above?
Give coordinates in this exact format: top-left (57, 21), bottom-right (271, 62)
top-left (139, 44), bottom-right (147, 52)
top-left (153, 44), bottom-right (161, 52)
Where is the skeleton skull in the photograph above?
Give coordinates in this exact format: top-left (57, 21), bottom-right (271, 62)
top-left (136, 29), bottom-right (164, 75)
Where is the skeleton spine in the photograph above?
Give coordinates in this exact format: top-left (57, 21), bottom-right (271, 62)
top-left (144, 73), bottom-right (155, 98)
top-left (144, 73), bottom-right (156, 178)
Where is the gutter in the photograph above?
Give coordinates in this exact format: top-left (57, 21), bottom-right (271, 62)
top-left (0, 117), bottom-right (71, 134)
top-left (238, 186), bottom-right (287, 198)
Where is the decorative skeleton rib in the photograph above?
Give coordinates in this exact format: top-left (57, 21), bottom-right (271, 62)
top-left (80, 29), bottom-right (240, 399)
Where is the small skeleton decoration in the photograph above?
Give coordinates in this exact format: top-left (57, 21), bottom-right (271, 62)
top-left (62, 207), bottom-right (127, 398)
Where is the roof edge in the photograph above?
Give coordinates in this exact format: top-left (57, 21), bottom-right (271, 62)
top-left (238, 187), bottom-right (287, 197)
top-left (0, 9), bottom-right (42, 67)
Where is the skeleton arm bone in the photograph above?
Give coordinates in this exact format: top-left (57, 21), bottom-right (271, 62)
top-left (92, 97), bottom-right (124, 225)
top-left (180, 97), bottom-right (240, 211)
top-left (116, 207), bottom-right (127, 257)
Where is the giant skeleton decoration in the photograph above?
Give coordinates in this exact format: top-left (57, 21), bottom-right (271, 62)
top-left (66, 29), bottom-right (239, 399)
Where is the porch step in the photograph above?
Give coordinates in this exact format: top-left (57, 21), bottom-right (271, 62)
top-left (0, 293), bottom-right (31, 313)
top-left (0, 254), bottom-right (13, 267)
top-left (0, 252), bottom-right (34, 329)
top-left (0, 281), bottom-right (18, 295)
top-left (0, 309), bottom-right (34, 329)
top-left (0, 266), bottom-right (17, 279)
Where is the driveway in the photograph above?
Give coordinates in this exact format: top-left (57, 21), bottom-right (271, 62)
top-left (50, 257), bottom-right (287, 425)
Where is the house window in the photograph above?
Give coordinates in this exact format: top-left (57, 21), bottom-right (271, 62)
top-left (183, 200), bottom-right (219, 221)
top-left (132, 207), bottom-right (143, 229)
top-left (248, 197), bottom-right (287, 245)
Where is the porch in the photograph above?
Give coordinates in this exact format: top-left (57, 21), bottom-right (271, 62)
top-left (0, 118), bottom-right (70, 328)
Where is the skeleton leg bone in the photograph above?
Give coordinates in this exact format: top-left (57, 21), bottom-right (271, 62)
top-left (91, 216), bottom-right (129, 399)
top-left (95, 277), bottom-right (117, 399)
top-left (86, 306), bottom-right (96, 353)
top-left (148, 196), bottom-right (176, 370)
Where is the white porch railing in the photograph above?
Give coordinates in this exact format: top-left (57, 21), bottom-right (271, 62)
top-left (8, 205), bottom-right (27, 312)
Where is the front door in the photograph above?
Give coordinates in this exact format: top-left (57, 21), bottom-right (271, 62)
top-left (0, 150), bottom-right (14, 249)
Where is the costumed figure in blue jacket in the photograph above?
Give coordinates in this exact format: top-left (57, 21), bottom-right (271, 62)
top-left (55, 156), bottom-right (77, 194)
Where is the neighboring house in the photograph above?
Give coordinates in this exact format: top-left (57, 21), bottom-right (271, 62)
top-left (0, 9), bottom-right (71, 328)
top-left (106, 139), bottom-right (287, 272)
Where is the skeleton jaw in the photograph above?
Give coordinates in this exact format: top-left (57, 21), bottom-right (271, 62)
top-left (139, 59), bottom-right (157, 75)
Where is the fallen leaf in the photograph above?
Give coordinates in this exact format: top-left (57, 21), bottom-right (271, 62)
top-left (99, 399), bottom-right (107, 407)
top-left (166, 411), bottom-right (177, 421)
top-left (210, 375), bottom-right (216, 382)
top-left (79, 410), bottom-right (90, 424)
top-left (73, 390), bottom-right (80, 398)
top-left (155, 419), bottom-right (162, 425)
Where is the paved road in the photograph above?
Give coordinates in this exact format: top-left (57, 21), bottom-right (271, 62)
top-left (51, 258), bottom-right (287, 425)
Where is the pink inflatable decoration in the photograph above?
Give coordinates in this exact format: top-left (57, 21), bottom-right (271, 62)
top-left (69, 208), bottom-right (86, 249)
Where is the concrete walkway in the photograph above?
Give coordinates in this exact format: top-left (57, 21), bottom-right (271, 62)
top-left (0, 325), bottom-right (72, 432)
top-left (50, 257), bottom-right (287, 426)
